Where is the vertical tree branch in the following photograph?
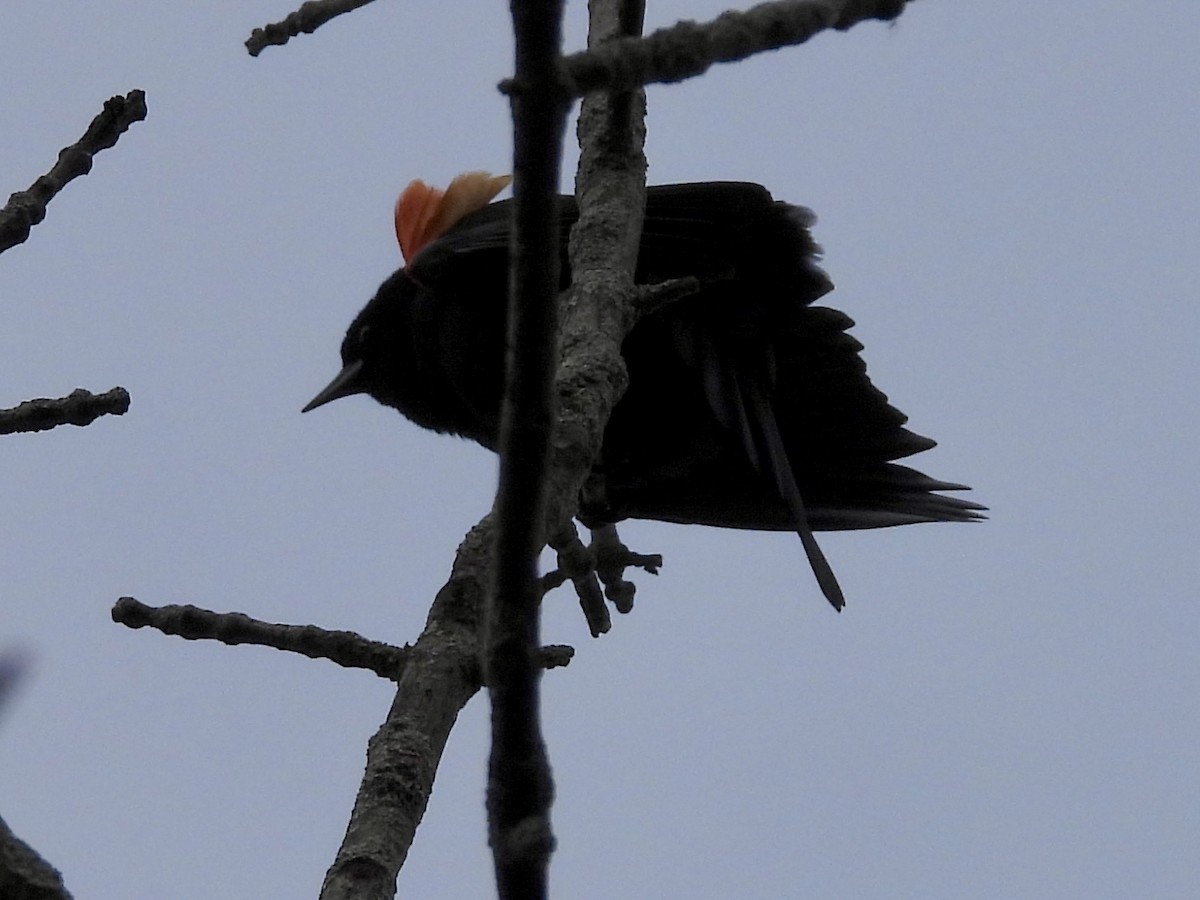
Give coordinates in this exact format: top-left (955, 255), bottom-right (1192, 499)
top-left (486, 2), bottom-right (571, 898)
top-left (539, 0), bottom-right (650, 539)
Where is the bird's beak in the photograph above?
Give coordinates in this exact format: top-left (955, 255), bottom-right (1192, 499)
top-left (302, 359), bottom-right (367, 413)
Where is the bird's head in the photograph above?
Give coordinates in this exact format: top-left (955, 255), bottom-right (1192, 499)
top-left (302, 171), bottom-right (510, 414)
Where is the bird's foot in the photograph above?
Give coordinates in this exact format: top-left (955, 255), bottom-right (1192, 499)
top-left (542, 523), bottom-right (662, 638)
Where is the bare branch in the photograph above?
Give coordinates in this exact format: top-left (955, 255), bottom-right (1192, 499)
top-left (0, 91), bottom-right (146, 256)
top-left (537, 645), bottom-right (575, 670)
top-left (0, 388), bottom-right (130, 436)
top-left (499, 0), bottom-right (911, 97)
top-left (111, 551), bottom-right (575, 899)
top-left (539, 0), bottom-right (650, 540)
top-left (485, 1), bottom-right (572, 894)
top-left (112, 597), bottom-right (411, 679)
top-left (245, 0), bottom-right (379, 56)
top-left (111, 597), bottom-right (571, 678)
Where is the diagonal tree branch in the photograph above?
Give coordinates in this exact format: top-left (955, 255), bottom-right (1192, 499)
top-left (317, 519), bottom-right (494, 900)
top-left (245, 0), bottom-right (380, 56)
top-left (0, 91), bottom-right (146, 256)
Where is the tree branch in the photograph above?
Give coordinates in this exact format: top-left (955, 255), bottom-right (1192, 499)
top-left (0, 91), bottom-right (146, 256)
top-left (537, 0), bottom-right (650, 541)
top-left (110, 597), bottom-right (571, 678)
top-left (499, 0), bottom-right (911, 97)
top-left (318, 519), bottom-right (493, 900)
top-left (112, 598), bottom-right (412, 679)
top-left (0, 388), bottom-right (130, 436)
top-left (485, 2), bottom-right (571, 895)
top-left (245, 0), bottom-right (380, 56)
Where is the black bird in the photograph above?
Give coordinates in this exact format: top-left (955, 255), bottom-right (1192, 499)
top-left (304, 173), bottom-right (984, 609)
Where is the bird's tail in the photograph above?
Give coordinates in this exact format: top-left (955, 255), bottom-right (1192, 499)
top-left (731, 366), bottom-right (847, 611)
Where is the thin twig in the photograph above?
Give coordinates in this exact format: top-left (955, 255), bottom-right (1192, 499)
top-left (112, 597), bottom-right (411, 680)
top-left (0, 387), bottom-right (130, 435)
top-left (245, 0), bottom-right (379, 56)
top-left (0, 91), bottom-right (146, 256)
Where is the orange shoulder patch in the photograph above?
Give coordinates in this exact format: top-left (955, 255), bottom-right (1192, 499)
top-left (394, 172), bottom-right (511, 263)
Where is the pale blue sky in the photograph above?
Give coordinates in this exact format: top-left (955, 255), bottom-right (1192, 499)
top-left (3, 3), bottom-right (1198, 897)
